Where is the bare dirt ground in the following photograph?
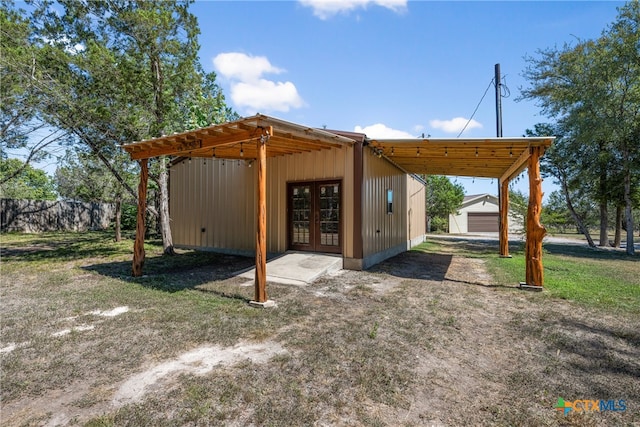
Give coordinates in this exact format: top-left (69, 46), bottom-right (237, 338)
top-left (1, 236), bottom-right (638, 426)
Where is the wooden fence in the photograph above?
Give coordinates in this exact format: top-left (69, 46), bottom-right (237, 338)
top-left (1, 199), bottom-right (115, 232)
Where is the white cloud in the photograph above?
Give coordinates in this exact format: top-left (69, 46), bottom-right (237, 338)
top-left (354, 123), bottom-right (416, 139)
top-left (429, 117), bottom-right (482, 134)
top-left (299, 0), bottom-right (407, 20)
top-left (213, 52), bottom-right (283, 82)
top-left (232, 80), bottom-right (304, 113)
top-left (213, 52), bottom-right (304, 114)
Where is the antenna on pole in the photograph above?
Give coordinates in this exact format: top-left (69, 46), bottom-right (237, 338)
top-left (495, 63), bottom-right (503, 138)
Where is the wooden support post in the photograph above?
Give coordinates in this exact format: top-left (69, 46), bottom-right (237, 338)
top-left (522, 146), bottom-right (546, 289)
top-left (499, 179), bottom-right (511, 257)
top-left (253, 127), bottom-right (270, 304)
top-left (132, 158), bottom-right (149, 277)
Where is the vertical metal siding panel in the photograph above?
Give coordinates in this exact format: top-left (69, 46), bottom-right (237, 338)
top-left (214, 160), bottom-right (223, 249)
top-left (187, 160), bottom-right (195, 247)
top-left (169, 163), bottom-right (181, 245)
top-left (407, 176), bottom-right (426, 240)
top-left (266, 156), bottom-right (279, 253)
top-left (222, 161), bottom-right (230, 249)
top-left (250, 165), bottom-right (257, 251)
top-left (180, 161), bottom-right (188, 245)
top-left (343, 146), bottom-right (353, 258)
top-left (204, 161), bottom-right (211, 248)
top-left (196, 159), bottom-right (204, 247)
top-left (192, 159), bottom-right (199, 247)
top-left (276, 156), bottom-right (287, 252)
top-left (362, 152), bottom-right (373, 257)
top-left (361, 149), bottom-right (408, 258)
top-left (237, 160), bottom-right (245, 250)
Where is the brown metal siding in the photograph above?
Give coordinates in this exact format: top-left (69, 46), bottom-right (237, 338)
top-left (407, 175), bottom-right (426, 241)
top-left (170, 158), bottom-right (256, 252)
top-left (468, 212), bottom-right (499, 232)
top-left (362, 148), bottom-right (407, 258)
top-left (170, 147), bottom-right (354, 256)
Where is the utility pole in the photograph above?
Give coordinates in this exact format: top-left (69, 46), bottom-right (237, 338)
top-left (495, 63), bottom-right (503, 138)
top-left (496, 63), bottom-right (510, 257)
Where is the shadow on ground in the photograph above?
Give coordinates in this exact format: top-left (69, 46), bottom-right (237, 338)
top-left (83, 251), bottom-right (255, 296)
top-left (543, 243), bottom-right (640, 261)
top-left (369, 250), bottom-right (452, 281)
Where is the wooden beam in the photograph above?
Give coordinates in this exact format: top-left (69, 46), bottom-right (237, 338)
top-left (128, 130), bottom-right (254, 160)
top-left (524, 146), bottom-right (546, 288)
top-left (499, 147), bottom-right (531, 184)
top-left (499, 179), bottom-right (510, 257)
top-left (132, 159), bottom-right (148, 277)
top-left (253, 126), bottom-right (270, 304)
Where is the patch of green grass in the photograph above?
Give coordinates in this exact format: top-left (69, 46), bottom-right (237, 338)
top-left (417, 237), bottom-right (640, 314)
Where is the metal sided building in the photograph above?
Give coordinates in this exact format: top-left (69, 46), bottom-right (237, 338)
top-left (168, 124), bottom-right (427, 270)
top-left (123, 114), bottom-right (552, 302)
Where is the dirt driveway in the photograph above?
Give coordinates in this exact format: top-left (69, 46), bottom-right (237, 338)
top-left (1, 235), bottom-right (638, 426)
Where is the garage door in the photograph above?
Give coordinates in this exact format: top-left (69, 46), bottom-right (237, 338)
top-left (468, 212), bottom-right (499, 232)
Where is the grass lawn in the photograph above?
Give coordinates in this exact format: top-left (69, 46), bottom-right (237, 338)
top-left (418, 235), bottom-right (640, 314)
top-left (1, 231), bottom-right (638, 426)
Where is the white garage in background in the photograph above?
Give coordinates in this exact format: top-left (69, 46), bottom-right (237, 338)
top-left (449, 194), bottom-right (522, 234)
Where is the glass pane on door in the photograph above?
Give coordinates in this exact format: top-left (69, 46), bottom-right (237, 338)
top-left (291, 185), bottom-right (311, 245)
top-left (318, 183), bottom-right (339, 247)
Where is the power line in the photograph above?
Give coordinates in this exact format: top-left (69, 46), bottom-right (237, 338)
top-left (457, 78), bottom-right (495, 138)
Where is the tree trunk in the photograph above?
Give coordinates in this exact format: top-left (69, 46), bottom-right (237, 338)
top-left (561, 176), bottom-right (596, 247)
top-left (624, 167), bottom-right (635, 255)
top-left (132, 159), bottom-right (148, 277)
top-left (614, 205), bottom-right (622, 248)
top-left (115, 196), bottom-right (122, 242)
top-left (149, 52), bottom-right (174, 255)
top-left (598, 200), bottom-right (609, 246)
top-left (598, 164), bottom-right (609, 246)
top-left (158, 156), bottom-right (175, 255)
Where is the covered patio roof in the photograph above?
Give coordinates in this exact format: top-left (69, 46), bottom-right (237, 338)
top-left (122, 114), bottom-right (355, 160)
top-left (368, 137), bottom-right (553, 182)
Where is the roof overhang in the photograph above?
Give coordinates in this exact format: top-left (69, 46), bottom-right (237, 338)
top-left (368, 136), bottom-right (554, 183)
top-left (121, 114), bottom-right (356, 161)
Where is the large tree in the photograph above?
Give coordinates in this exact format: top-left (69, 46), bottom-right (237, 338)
top-left (24, 0), bottom-right (236, 254)
top-left (0, 3), bottom-right (72, 183)
top-left (520, 2), bottom-right (639, 254)
top-left (0, 157), bottom-right (56, 200)
top-left (424, 175), bottom-right (464, 232)
top-left (525, 122), bottom-right (598, 246)
top-left (55, 148), bottom-right (137, 241)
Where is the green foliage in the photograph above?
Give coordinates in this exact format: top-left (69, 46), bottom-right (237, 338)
top-left (120, 203), bottom-right (139, 231)
top-left (0, 2), bottom-right (38, 149)
top-left (55, 149), bottom-right (135, 203)
top-left (429, 217), bottom-right (449, 233)
top-left (0, 158), bottom-right (57, 200)
top-left (4, 0), bottom-right (237, 220)
top-left (508, 189), bottom-right (527, 227)
top-left (542, 191), bottom-right (574, 233)
top-left (520, 2), bottom-right (640, 251)
top-left (425, 175), bottom-right (464, 232)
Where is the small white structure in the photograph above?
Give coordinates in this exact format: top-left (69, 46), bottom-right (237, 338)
top-left (449, 194), bottom-right (522, 234)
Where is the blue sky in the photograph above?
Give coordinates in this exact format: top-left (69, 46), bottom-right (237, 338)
top-left (15, 1), bottom-right (625, 199)
top-left (192, 0), bottom-right (624, 198)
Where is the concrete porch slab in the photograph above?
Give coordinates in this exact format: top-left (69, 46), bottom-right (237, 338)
top-left (238, 252), bottom-right (343, 286)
